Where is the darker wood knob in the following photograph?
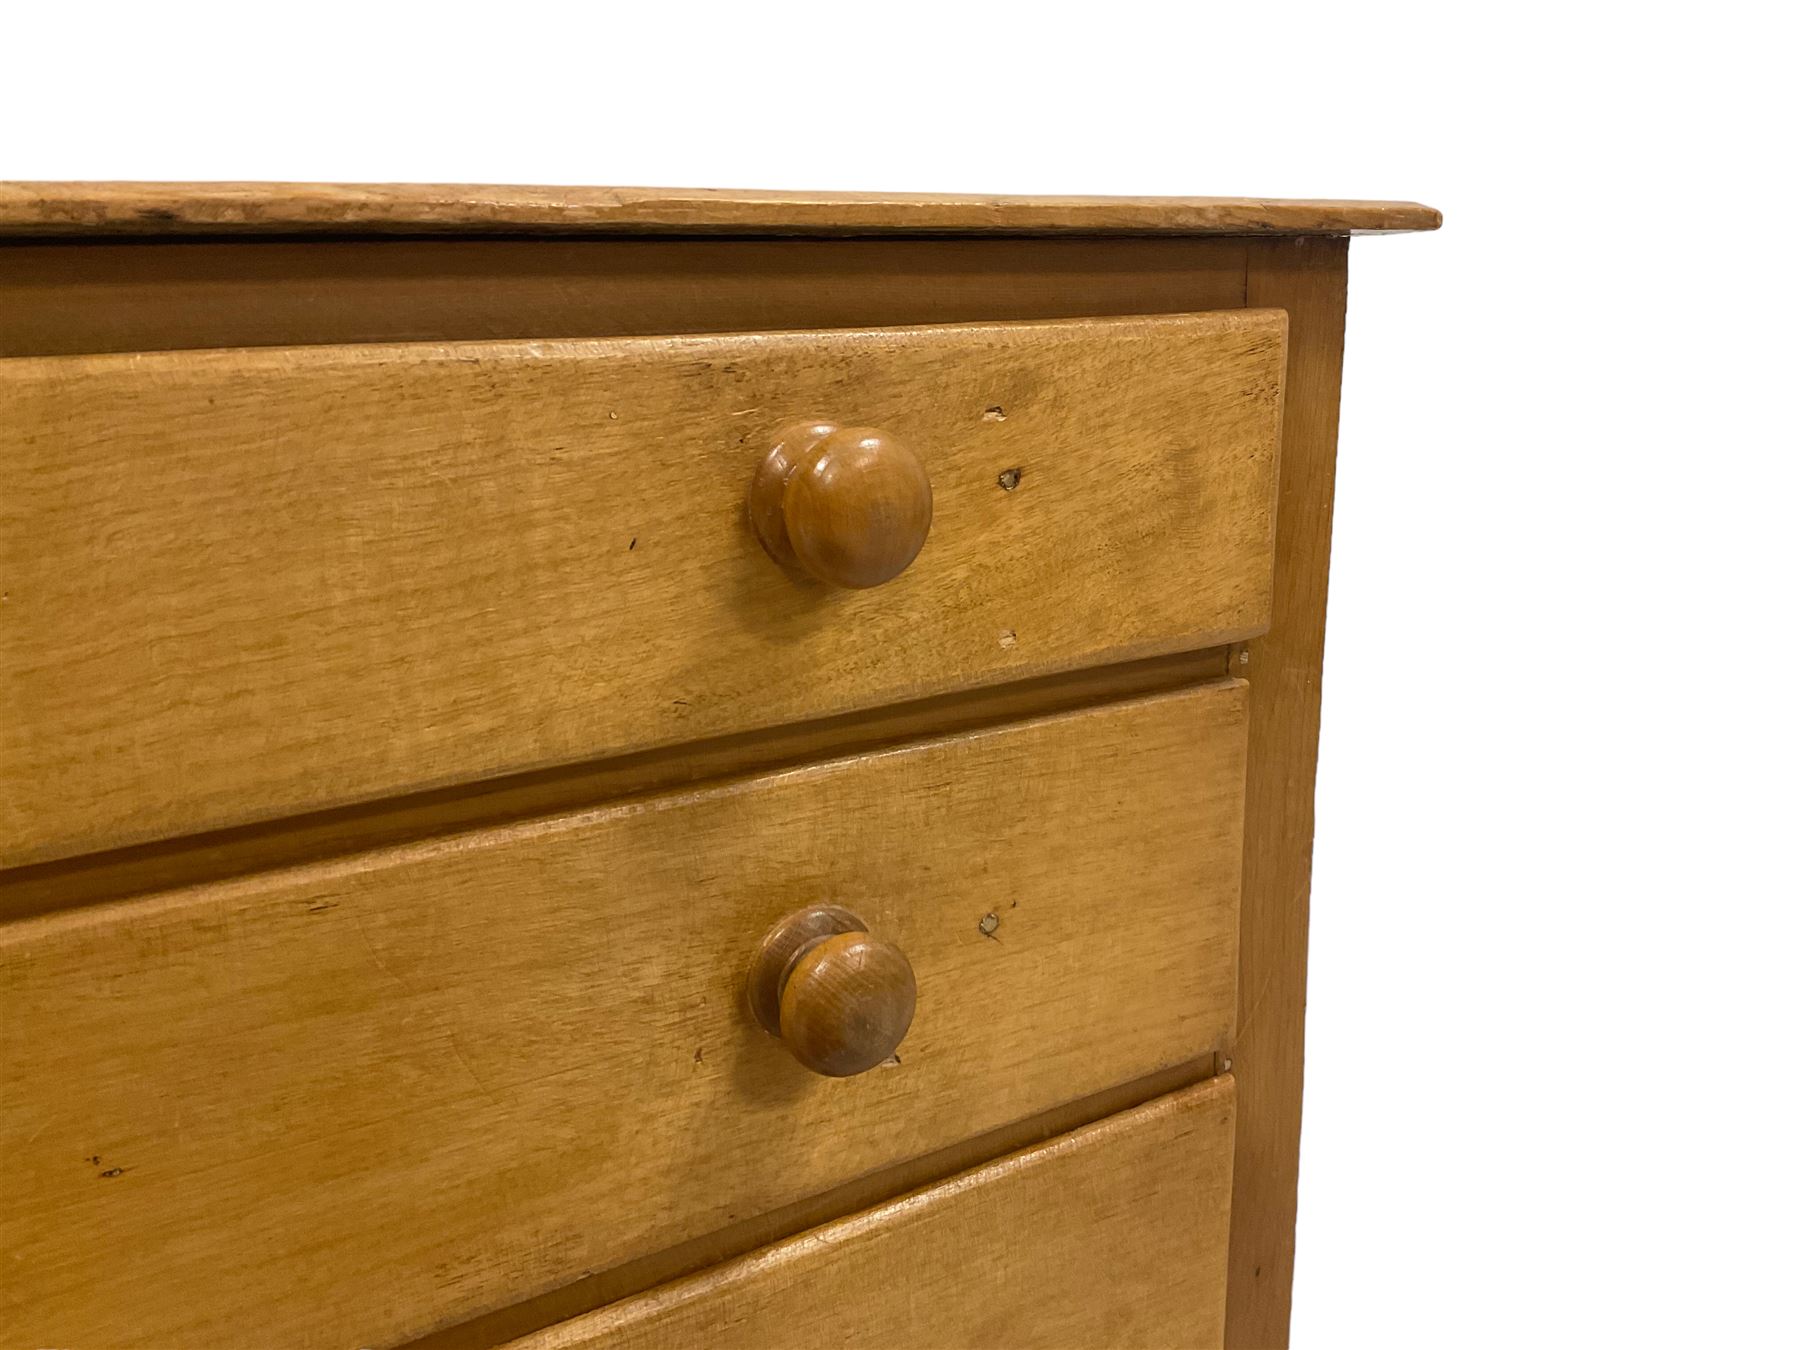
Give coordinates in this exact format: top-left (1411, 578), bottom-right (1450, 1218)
top-left (748, 422), bottom-right (932, 588)
top-left (747, 904), bottom-right (917, 1077)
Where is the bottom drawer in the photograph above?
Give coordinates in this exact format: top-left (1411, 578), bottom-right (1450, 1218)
top-left (510, 1075), bottom-right (1236, 1350)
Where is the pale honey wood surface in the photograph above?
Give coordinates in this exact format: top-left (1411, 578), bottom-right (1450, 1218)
top-left (506, 1076), bottom-right (1236, 1350)
top-left (0, 684), bottom-right (1246, 1348)
top-left (0, 236), bottom-right (1254, 358)
top-left (0, 311), bottom-right (1284, 869)
top-left (1225, 238), bottom-right (1351, 1349)
top-left (0, 181), bottom-right (1441, 237)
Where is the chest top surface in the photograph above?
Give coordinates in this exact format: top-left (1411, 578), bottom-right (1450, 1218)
top-left (0, 181), bottom-right (1440, 238)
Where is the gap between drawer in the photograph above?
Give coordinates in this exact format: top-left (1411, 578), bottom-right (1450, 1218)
top-left (0, 647), bottom-right (1238, 922)
top-left (401, 1055), bottom-right (1223, 1350)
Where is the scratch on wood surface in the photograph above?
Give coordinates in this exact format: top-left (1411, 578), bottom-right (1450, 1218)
top-left (446, 1032), bottom-right (501, 1106)
top-left (347, 903), bottom-right (409, 993)
top-left (1236, 967), bottom-right (1279, 1044)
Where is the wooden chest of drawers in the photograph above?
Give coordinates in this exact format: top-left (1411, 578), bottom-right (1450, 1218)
top-left (0, 184), bottom-right (1436, 1349)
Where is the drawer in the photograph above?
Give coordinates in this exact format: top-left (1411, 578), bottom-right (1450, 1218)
top-left (0, 310), bottom-right (1285, 867)
top-left (0, 681), bottom-right (1246, 1347)
top-left (510, 1077), bottom-right (1237, 1350)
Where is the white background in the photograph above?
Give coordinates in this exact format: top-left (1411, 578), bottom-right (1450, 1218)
top-left (8, 4), bottom-right (1796, 1344)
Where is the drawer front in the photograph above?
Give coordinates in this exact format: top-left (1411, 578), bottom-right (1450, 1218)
top-left (0, 683), bottom-right (1245, 1347)
top-left (0, 311), bottom-right (1284, 866)
top-left (513, 1077), bottom-right (1236, 1350)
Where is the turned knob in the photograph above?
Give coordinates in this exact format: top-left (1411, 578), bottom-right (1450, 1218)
top-left (748, 904), bottom-right (917, 1077)
top-left (748, 422), bottom-right (932, 588)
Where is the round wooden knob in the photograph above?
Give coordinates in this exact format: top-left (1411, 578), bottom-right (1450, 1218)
top-left (747, 904), bottom-right (917, 1077)
top-left (748, 422), bottom-right (932, 588)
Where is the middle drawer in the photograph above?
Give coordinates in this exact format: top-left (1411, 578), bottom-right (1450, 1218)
top-left (0, 680), bottom-right (1246, 1349)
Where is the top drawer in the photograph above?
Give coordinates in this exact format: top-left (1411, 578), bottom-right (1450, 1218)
top-left (0, 310), bottom-right (1285, 866)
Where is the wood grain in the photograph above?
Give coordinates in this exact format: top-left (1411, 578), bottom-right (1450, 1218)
top-left (0, 181), bottom-right (1441, 238)
top-left (506, 1076), bottom-right (1236, 1350)
top-left (0, 236), bottom-right (1255, 358)
top-left (0, 683), bottom-right (1246, 1348)
top-left (0, 311), bottom-right (1284, 869)
top-left (1224, 238), bottom-right (1351, 1349)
